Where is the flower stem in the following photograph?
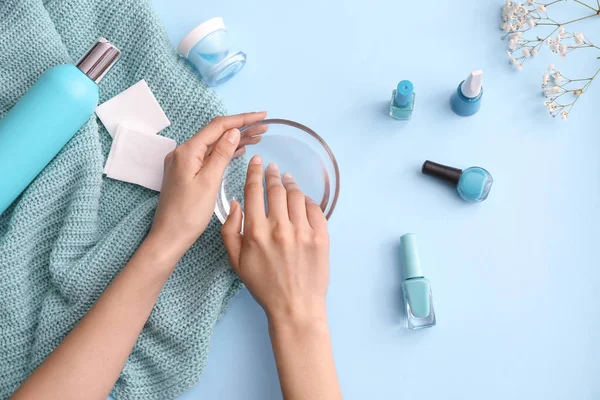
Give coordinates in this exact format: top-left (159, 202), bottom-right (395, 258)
top-left (562, 13), bottom-right (599, 25)
top-left (573, 0), bottom-right (598, 12)
top-left (543, 0), bottom-right (565, 6)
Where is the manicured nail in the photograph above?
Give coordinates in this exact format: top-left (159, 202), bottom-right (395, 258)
top-left (226, 129), bottom-right (240, 144)
top-left (282, 172), bottom-right (293, 182)
top-left (267, 162), bottom-right (279, 172)
top-left (250, 155), bottom-right (262, 165)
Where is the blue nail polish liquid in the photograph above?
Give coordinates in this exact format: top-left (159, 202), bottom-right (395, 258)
top-left (457, 167), bottom-right (493, 202)
top-left (389, 80), bottom-right (415, 120)
top-left (422, 160), bottom-right (493, 202)
top-left (401, 234), bottom-right (436, 330)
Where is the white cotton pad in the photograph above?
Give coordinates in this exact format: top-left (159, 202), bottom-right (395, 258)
top-left (104, 126), bottom-right (177, 191)
top-left (95, 80), bottom-right (171, 137)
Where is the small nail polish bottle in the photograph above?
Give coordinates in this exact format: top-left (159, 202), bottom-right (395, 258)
top-left (389, 80), bottom-right (415, 120)
top-left (401, 234), bottom-right (436, 330)
top-left (422, 160), bottom-right (493, 202)
top-left (450, 70), bottom-right (483, 117)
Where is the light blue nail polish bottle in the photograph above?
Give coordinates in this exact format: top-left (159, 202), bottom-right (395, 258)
top-left (401, 233), bottom-right (436, 330)
top-left (450, 70), bottom-right (483, 117)
top-left (422, 160), bottom-right (493, 202)
top-left (389, 80), bottom-right (415, 120)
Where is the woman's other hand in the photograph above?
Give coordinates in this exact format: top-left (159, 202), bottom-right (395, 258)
top-left (150, 112), bottom-right (267, 258)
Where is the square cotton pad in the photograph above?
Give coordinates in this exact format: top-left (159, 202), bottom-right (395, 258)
top-left (95, 80), bottom-right (171, 137)
top-left (104, 125), bottom-right (177, 191)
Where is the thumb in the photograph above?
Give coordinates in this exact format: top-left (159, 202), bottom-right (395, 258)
top-left (200, 128), bottom-right (241, 187)
top-left (221, 200), bottom-right (243, 273)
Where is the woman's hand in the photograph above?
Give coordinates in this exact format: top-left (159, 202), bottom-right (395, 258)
top-left (221, 157), bottom-right (330, 325)
top-left (150, 112), bottom-right (267, 259)
top-left (221, 157), bottom-right (341, 400)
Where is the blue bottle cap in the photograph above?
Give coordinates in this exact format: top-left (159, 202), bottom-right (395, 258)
top-left (401, 233), bottom-right (423, 279)
top-left (394, 80), bottom-right (414, 107)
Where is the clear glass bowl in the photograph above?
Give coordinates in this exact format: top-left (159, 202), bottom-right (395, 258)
top-left (215, 119), bottom-right (340, 224)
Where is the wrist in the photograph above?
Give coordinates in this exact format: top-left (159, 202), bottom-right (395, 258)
top-left (267, 304), bottom-right (329, 337)
top-left (139, 231), bottom-right (185, 271)
top-left (147, 225), bottom-right (195, 258)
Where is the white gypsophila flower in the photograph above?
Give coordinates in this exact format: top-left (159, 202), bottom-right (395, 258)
top-left (509, 40), bottom-right (518, 50)
top-left (516, 63), bottom-right (523, 70)
top-left (560, 44), bottom-right (568, 56)
top-left (531, 47), bottom-right (538, 56)
top-left (546, 38), bottom-right (553, 45)
top-left (552, 72), bottom-right (562, 83)
top-left (528, 19), bottom-right (536, 28)
top-left (552, 86), bottom-right (560, 93)
top-left (522, 48), bottom-right (531, 57)
top-left (574, 89), bottom-right (583, 96)
top-left (527, 0), bottom-right (535, 4)
top-left (561, 111), bottom-right (568, 120)
top-left (559, 27), bottom-right (566, 36)
top-left (575, 33), bottom-right (585, 44)
top-left (537, 4), bottom-right (546, 12)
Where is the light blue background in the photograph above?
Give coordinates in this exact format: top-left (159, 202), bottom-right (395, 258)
top-left (155, 0), bottom-right (599, 399)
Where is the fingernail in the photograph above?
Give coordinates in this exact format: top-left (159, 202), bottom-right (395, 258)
top-left (226, 129), bottom-right (240, 144)
top-left (282, 172), bottom-right (293, 182)
top-left (230, 200), bottom-right (237, 212)
top-left (250, 155), bottom-right (262, 165)
top-left (267, 163), bottom-right (279, 172)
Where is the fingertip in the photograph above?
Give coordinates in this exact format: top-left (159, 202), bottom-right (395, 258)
top-left (225, 128), bottom-right (241, 145)
top-left (250, 155), bottom-right (262, 165)
top-left (223, 200), bottom-right (243, 233)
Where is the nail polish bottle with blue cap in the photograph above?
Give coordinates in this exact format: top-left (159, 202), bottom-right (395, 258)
top-left (389, 80), bottom-right (415, 120)
top-left (422, 160), bottom-right (493, 202)
top-left (401, 233), bottom-right (436, 330)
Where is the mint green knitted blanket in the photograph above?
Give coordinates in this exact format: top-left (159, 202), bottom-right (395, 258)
top-left (0, 0), bottom-right (243, 398)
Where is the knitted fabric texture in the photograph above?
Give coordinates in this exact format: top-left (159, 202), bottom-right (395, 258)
top-left (0, 0), bottom-right (243, 398)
